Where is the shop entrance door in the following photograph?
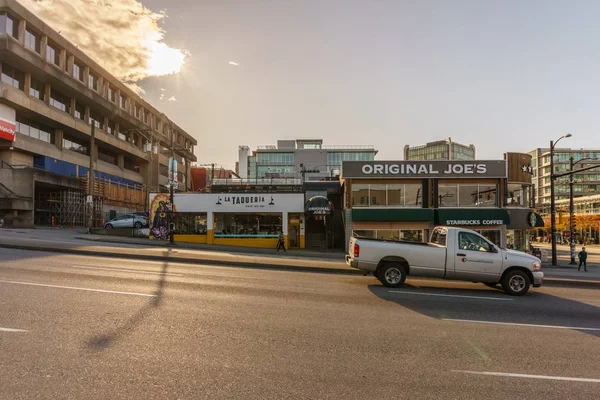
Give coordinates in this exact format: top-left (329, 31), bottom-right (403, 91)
top-left (289, 222), bottom-right (300, 249)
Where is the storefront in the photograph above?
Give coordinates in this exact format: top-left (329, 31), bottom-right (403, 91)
top-left (342, 160), bottom-right (510, 247)
top-left (149, 192), bottom-right (305, 248)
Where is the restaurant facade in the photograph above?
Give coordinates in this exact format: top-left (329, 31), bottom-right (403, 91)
top-left (341, 157), bottom-right (543, 249)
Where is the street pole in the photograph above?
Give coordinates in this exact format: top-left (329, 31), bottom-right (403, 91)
top-left (569, 157), bottom-right (576, 264)
top-left (169, 121), bottom-right (175, 244)
top-left (550, 140), bottom-right (557, 266)
top-left (87, 123), bottom-right (96, 233)
top-left (146, 136), bottom-right (152, 212)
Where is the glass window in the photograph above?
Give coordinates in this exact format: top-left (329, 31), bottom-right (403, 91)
top-left (89, 110), bottom-right (104, 129)
top-left (459, 232), bottom-right (491, 252)
top-left (97, 148), bottom-right (116, 165)
top-left (478, 184), bottom-right (497, 207)
top-left (370, 184), bottom-right (386, 206)
top-left (108, 86), bottom-right (116, 103)
top-left (0, 13), bottom-right (18, 38)
top-left (25, 29), bottom-right (40, 53)
top-left (16, 115), bottom-right (53, 143)
top-left (352, 184), bottom-right (369, 207)
top-left (50, 89), bottom-right (69, 112)
top-left (353, 230), bottom-right (375, 238)
top-left (387, 184), bottom-right (404, 206)
top-left (29, 78), bottom-right (43, 100)
top-left (173, 213), bottom-right (207, 235)
top-left (74, 103), bottom-right (85, 120)
top-left (214, 213), bottom-right (282, 237)
top-left (63, 136), bottom-right (88, 155)
top-left (507, 183), bottom-right (528, 206)
top-left (73, 62), bottom-right (83, 81)
top-left (438, 185), bottom-right (458, 207)
top-left (88, 73), bottom-right (98, 91)
top-left (400, 230), bottom-right (423, 242)
top-left (376, 230), bottom-right (399, 241)
top-left (124, 157), bottom-right (136, 171)
top-left (458, 184), bottom-right (478, 207)
top-left (46, 43), bottom-right (60, 66)
top-left (405, 184), bottom-right (422, 207)
top-left (1, 63), bottom-right (24, 90)
top-left (431, 229), bottom-right (447, 246)
top-left (120, 94), bottom-right (127, 109)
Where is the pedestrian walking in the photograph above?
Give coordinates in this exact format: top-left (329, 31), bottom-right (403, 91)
top-left (578, 247), bottom-right (588, 272)
top-left (276, 231), bottom-right (286, 253)
top-left (0, 217), bottom-right (3, 228)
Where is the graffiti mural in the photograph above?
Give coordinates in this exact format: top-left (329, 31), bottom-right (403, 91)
top-left (149, 193), bottom-right (175, 240)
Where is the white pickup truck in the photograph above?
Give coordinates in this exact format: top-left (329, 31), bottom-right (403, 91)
top-left (346, 227), bottom-right (543, 296)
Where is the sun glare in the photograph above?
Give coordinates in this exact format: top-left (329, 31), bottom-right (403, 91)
top-left (145, 40), bottom-right (187, 77)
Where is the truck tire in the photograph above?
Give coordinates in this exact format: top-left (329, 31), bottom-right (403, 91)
top-left (501, 270), bottom-right (530, 296)
top-left (377, 263), bottom-right (407, 288)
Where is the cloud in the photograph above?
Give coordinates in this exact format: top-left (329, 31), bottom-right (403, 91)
top-left (228, 61), bottom-right (240, 66)
top-left (168, 96), bottom-right (177, 102)
top-left (22, 0), bottom-right (188, 86)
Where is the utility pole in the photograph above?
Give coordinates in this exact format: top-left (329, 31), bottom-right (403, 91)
top-left (87, 123), bottom-right (95, 233)
top-left (569, 157), bottom-right (576, 264)
top-left (169, 120), bottom-right (175, 244)
top-left (550, 140), bottom-right (557, 266)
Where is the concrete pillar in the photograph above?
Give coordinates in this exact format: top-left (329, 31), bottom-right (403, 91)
top-left (114, 122), bottom-right (120, 137)
top-left (17, 19), bottom-right (25, 45)
top-left (207, 213), bottom-right (214, 244)
top-left (98, 76), bottom-right (104, 96)
top-left (69, 98), bottom-right (76, 118)
top-left (116, 89), bottom-right (121, 108)
top-left (24, 72), bottom-right (31, 96)
top-left (83, 66), bottom-right (90, 87)
top-left (103, 116), bottom-right (109, 132)
top-left (59, 49), bottom-right (67, 71)
top-left (43, 83), bottom-right (51, 105)
top-left (40, 35), bottom-right (48, 61)
top-left (84, 106), bottom-right (90, 125)
top-left (137, 134), bottom-right (143, 150)
top-left (117, 154), bottom-right (125, 169)
top-left (54, 129), bottom-right (63, 151)
top-left (91, 143), bottom-right (98, 162)
top-left (67, 55), bottom-right (74, 76)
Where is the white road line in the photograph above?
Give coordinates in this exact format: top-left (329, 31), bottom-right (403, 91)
top-left (452, 370), bottom-right (600, 383)
top-left (0, 279), bottom-right (156, 297)
top-left (0, 327), bottom-right (28, 333)
top-left (443, 319), bottom-right (600, 331)
top-left (70, 265), bottom-right (182, 276)
top-left (389, 291), bottom-right (513, 301)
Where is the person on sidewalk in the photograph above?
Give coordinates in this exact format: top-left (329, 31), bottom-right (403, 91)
top-left (276, 231), bottom-right (286, 253)
top-left (578, 247), bottom-right (588, 272)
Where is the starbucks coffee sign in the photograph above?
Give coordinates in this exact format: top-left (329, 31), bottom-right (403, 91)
top-left (342, 160), bottom-right (507, 179)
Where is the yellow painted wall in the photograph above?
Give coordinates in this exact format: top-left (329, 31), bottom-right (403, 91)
top-left (300, 234), bottom-right (305, 249)
top-left (207, 229), bottom-right (214, 244)
top-left (213, 237), bottom-right (279, 249)
top-left (173, 234), bottom-right (207, 244)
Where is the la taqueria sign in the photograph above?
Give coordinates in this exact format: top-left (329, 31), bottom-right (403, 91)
top-left (341, 160), bottom-right (507, 179)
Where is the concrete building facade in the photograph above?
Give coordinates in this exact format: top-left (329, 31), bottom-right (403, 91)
top-left (404, 137), bottom-right (476, 161)
top-left (0, 0), bottom-right (197, 227)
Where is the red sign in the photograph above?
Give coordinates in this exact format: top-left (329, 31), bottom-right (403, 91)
top-left (0, 117), bottom-right (16, 142)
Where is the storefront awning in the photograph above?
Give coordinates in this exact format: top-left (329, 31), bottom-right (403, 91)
top-left (305, 196), bottom-right (333, 216)
top-left (435, 209), bottom-right (510, 226)
top-left (529, 212), bottom-right (545, 228)
top-left (352, 209), bottom-right (435, 222)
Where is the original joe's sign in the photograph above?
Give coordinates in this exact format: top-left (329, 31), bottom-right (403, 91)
top-left (341, 160), bottom-right (507, 179)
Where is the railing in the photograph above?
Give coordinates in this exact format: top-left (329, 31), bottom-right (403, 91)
top-left (212, 178), bottom-right (303, 186)
top-left (321, 145), bottom-right (375, 150)
top-left (256, 145), bottom-right (278, 150)
top-left (0, 160), bottom-right (14, 169)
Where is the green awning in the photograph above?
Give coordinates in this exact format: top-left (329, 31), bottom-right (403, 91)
top-left (529, 212), bottom-right (545, 228)
top-left (435, 208), bottom-right (510, 226)
top-left (352, 208), bottom-right (434, 222)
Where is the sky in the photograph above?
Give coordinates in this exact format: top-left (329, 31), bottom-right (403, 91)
top-left (26, 0), bottom-right (600, 168)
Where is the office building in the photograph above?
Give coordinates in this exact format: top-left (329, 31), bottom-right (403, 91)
top-left (404, 137), bottom-right (475, 161)
top-left (529, 148), bottom-right (600, 206)
top-left (0, 0), bottom-right (197, 227)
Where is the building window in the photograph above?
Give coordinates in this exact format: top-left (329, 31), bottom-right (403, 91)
top-left (74, 103), bottom-right (85, 120)
top-left (438, 184), bottom-right (498, 208)
top-left (256, 152), bottom-right (294, 165)
top-left (16, 115), bottom-right (53, 143)
top-left (29, 78), bottom-right (43, 100)
top-left (352, 229), bottom-right (424, 242)
top-left (97, 148), bottom-right (116, 165)
top-left (370, 184), bottom-right (386, 206)
top-left (1, 63), bottom-right (24, 90)
top-left (63, 135), bottom-right (88, 155)
top-left (506, 183), bottom-right (530, 207)
top-left (108, 86), bottom-right (116, 103)
top-left (89, 110), bottom-right (104, 129)
top-left (73, 62), bottom-right (83, 81)
top-left (88, 72), bottom-right (98, 91)
top-left (173, 213), bottom-right (208, 235)
top-left (50, 89), bottom-right (69, 112)
top-left (159, 163), bottom-right (169, 176)
top-left (352, 184), bottom-right (422, 207)
top-left (0, 13), bottom-right (18, 38)
top-left (124, 157), bottom-right (136, 171)
top-left (119, 94), bottom-right (126, 109)
top-left (24, 29), bottom-right (41, 53)
top-left (46, 43), bottom-right (60, 66)
top-left (118, 131), bottom-right (128, 141)
top-left (214, 213), bottom-right (282, 237)
top-left (106, 121), bottom-right (115, 135)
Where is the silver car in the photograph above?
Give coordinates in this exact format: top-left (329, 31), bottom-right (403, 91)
top-left (104, 214), bottom-right (148, 229)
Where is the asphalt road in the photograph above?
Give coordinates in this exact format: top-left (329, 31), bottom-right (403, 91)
top-left (1, 248), bottom-right (599, 400)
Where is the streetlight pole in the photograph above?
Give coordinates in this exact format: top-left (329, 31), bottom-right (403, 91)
top-left (569, 157), bottom-right (576, 264)
top-left (169, 120), bottom-right (175, 245)
top-left (550, 134), bottom-right (572, 266)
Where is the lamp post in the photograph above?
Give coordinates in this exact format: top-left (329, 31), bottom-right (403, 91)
top-left (550, 134), bottom-right (572, 266)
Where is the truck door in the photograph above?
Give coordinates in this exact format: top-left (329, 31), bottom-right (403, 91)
top-left (453, 231), bottom-right (503, 281)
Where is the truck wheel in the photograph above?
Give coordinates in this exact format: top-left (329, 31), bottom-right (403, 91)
top-left (501, 270), bottom-right (530, 296)
top-left (377, 263), bottom-right (407, 288)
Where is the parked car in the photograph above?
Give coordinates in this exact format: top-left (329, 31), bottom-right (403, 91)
top-left (346, 226), bottom-right (543, 296)
top-left (104, 214), bottom-right (148, 229)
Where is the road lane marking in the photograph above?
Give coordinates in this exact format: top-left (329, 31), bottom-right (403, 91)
top-left (0, 327), bottom-right (28, 333)
top-left (70, 265), bottom-right (182, 276)
top-left (389, 291), bottom-right (513, 301)
top-left (0, 279), bottom-right (157, 297)
top-left (452, 370), bottom-right (600, 383)
top-left (443, 319), bottom-right (600, 331)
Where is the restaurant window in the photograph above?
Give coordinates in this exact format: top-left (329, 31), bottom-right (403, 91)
top-left (97, 148), bottom-right (116, 165)
top-left (404, 184), bottom-right (422, 207)
top-left (63, 135), bottom-right (88, 155)
top-left (214, 213), bottom-right (282, 237)
top-left (439, 184), bottom-right (497, 208)
top-left (173, 213), bottom-right (208, 235)
top-left (352, 230), bottom-right (376, 239)
top-left (50, 89), bottom-right (69, 112)
top-left (0, 13), bottom-right (18, 38)
top-left (1, 63), bottom-right (24, 90)
top-left (16, 115), bottom-right (53, 143)
top-left (475, 230), bottom-right (502, 247)
top-left (24, 29), bottom-right (41, 53)
top-left (438, 185), bottom-right (458, 207)
top-left (74, 103), bottom-right (85, 120)
top-left (387, 184), bottom-right (403, 206)
top-left (458, 185), bottom-right (479, 207)
top-left (352, 229), bottom-right (423, 242)
top-left (352, 184), bottom-right (369, 207)
top-left (29, 78), bottom-right (43, 100)
top-left (506, 183), bottom-right (530, 207)
top-left (370, 184), bottom-right (386, 206)
top-left (400, 230), bottom-right (423, 242)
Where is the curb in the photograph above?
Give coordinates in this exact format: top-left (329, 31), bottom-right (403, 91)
top-left (0, 243), bottom-right (359, 276)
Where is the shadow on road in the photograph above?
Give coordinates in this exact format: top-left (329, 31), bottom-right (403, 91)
top-left (368, 282), bottom-right (600, 337)
top-left (86, 250), bottom-right (171, 351)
